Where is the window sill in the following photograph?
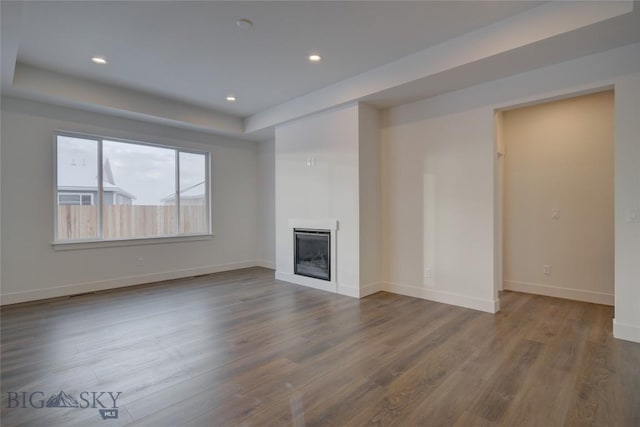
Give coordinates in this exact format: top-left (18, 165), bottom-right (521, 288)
top-left (51, 234), bottom-right (213, 251)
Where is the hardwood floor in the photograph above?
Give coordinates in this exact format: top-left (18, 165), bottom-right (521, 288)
top-left (1, 267), bottom-right (639, 426)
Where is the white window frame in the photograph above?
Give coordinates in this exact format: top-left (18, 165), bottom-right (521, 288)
top-left (53, 131), bottom-right (212, 247)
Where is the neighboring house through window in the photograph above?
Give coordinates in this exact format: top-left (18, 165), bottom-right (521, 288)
top-left (161, 181), bottom-right (206, 206)
top-left (57, 156), bottom-right (135, 207)
top-left (58, 193), bottom-right (94, 206)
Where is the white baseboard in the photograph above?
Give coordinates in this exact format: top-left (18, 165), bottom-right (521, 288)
top-left (337, 285), bottom-right (360, 298)
top-left (360, 282), bottom-right (382, 297)
top-left (338, 283), bottom-right (381, 298)
top-left (274, 273), bottom-right (380, 299)
top-left (504, 280), bottom-right (614, 306)
top-left (613, 319), bottom-right (640, 343)
top-left (0, 260), bottom-right (262, 306)
top-left (382, 282), bottom-right (499, 313)
top-left (275, 271), bottom-right (338, 294)
top-left (255, 259), bottom-right (275, 270)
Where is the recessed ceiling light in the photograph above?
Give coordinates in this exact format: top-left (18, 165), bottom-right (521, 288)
top-left (226, 95), bottom-right (237, 102)
top-left (91, 56), bottom-right (107, 65)
top-left (308, 54), bottom-right (322, 63)
top-left (236, 19), bottom-right (253, 29)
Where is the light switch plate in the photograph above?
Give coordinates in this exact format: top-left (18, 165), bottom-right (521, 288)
top-left (628, 208), bottom-right (640, 223)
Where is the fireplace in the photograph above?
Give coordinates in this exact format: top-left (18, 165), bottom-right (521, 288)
top-left (294, 229), bottom-right (331, 281)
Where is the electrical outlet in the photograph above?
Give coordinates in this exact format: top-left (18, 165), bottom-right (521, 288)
top-left (137, 257), bottom-right (144, 266)
top-left (551, 209), bottom-right (560, 220)
top-left (543, 265), bottom-right (552, 276)
top-left (424, 268), bottom-right (432, 279)
top-left (627, 208), bottom-right (640, 223)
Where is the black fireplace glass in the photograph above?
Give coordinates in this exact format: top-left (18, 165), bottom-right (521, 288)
top-left (294, 229), bottom-right (330, 281)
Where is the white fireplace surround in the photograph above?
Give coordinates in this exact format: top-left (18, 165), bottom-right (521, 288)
top-left (275, 219), bottom-right (339, 294)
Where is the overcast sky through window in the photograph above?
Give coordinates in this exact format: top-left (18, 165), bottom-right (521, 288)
top-left (58, 136), bottom-right (205, 205)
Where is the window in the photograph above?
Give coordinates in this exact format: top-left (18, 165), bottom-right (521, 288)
top-left (58, 193), bottom-right (94, 206)
top-left (55, 133), bottom-right (210, 242)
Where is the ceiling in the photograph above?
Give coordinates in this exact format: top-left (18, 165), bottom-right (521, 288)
top-left (12, 1), bottom-right (541, 116)
top-left (2, 1), bottom-right (639, 140)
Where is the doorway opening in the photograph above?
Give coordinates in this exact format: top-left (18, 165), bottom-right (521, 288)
top-left (495, 89), bottom-right (615, 307)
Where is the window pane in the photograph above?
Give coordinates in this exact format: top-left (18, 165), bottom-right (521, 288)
top-left (102, 140), bottom-right (176, 239)
top-left (179, 152), bottom-right (208, 234)
top-left (56, 137), bottom-right (98, 240)
top-left (59, 194), bottom-right (81, 205)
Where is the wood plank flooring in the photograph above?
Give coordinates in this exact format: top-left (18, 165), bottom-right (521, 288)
top-left (1, 267), bottom-right (638, 426)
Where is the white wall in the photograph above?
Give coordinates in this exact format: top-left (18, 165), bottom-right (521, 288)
top-left (380, 43), bottom-right (640, 324)
top-left (358, 104), bottom-right (381, 294)
top-left (381, 104), bottom-right (497, 313)
top-left (274, 103), bottom-right (361, 295)
top-left (1, 97), bottom-right (260, 304)
top-left (257, 138), bottom-right (275, 268)
top-left (495, 111), bottom-right (505, 293)
top-left (503, 91), bottom-right (614, 305)
top-left (614, 73), bottom-right (640, 343)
